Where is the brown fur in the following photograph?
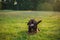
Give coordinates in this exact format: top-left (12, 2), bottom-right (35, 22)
top-left (27, 19), bottom-right (42, 33)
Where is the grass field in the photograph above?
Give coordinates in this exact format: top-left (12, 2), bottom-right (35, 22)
top-left (0, 11), bottom-right (60, 40)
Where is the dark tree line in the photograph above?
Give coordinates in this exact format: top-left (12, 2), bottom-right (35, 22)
top-left (1, 0), bottom-right (14, 10)
top-left (0, 0), bottom-right (40, 10)
top-left (0, 0), bottom-right (60, 11)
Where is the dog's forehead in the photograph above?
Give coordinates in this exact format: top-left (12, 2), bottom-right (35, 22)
top-left (31, 18), bottom-right (34, 20)
top-left (30, 18), bottom-right (35, 21)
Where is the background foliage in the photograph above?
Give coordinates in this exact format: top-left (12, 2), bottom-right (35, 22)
top-left (0, 0), bottom-right (60, 11)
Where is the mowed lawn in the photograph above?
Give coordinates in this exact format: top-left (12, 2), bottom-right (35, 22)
top-left (0, 11), bottom-right (60, 40)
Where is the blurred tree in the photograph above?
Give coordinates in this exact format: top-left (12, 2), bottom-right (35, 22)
top-left (1, 0), bottom-right (14, 10)
top-left (54, 0), bottom-right (60, 11)
top-left (16, 0), bottom-right (40, 10)
top-left (0, 0), bottom-right (2, 9)
top-left (36, 0), bottom-right (54, 11)
top-left (1, 0), bottom-right (60, 11)
top-left (37, 2), bottom-right (53, 11)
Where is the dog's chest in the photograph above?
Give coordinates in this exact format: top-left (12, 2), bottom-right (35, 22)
top-left (30, 24), bottom-right (34, 26)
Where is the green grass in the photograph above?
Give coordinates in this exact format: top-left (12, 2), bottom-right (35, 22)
top-left (0, 11), bottom-right (60, 40)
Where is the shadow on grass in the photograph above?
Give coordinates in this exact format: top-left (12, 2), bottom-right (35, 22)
top-left (16, 30), bottom-right (38, 40)
top-left (0, 31), bottom-right (28, 40)
top-left (0, 30), bottom-right (59, 40)
top-left (0, 32), bottom-right (14, 40)
top-left (0, 31), bottom-right (37, 40)
top-left (16, 31), bottom-right (29, 40)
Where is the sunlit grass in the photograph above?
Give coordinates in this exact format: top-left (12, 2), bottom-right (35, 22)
top-left (0, 11), bottom-right (60, 40)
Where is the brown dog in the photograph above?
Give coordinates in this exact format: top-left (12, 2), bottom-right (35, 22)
top-left (27, 18), bottom-right (42, 33)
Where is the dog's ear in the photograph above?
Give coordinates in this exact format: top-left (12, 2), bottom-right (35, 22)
top-left (37, 20), bottom-right (42, 24)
